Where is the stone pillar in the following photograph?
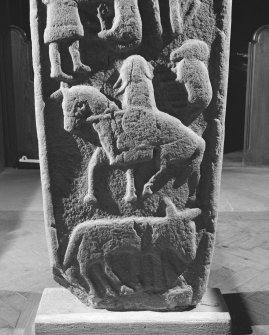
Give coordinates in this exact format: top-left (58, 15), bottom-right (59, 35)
top-left (30, 0), bottom-right (232, 313)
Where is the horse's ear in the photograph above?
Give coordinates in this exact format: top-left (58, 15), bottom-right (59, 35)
top-left (144, 62), bottom-right (154, 80)
top-left (60, 82), bottom-right (70, 96)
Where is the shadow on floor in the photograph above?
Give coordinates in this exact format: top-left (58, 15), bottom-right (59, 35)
top-left (224, 293), bottom-right (253, 335)
top-left (224, 291), bottom-right (269, 334)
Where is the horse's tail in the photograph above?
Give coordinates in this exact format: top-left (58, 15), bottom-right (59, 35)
top-left (62, 223), bottom-right (86, 270)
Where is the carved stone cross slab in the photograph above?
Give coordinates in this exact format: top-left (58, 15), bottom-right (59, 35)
top-left (30, 0), bottom-right (232, 311)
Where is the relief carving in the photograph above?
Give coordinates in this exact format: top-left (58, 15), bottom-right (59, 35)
top-left (171, 39), bottom-right (213, 120)
top-left (31, 0), bottom-right (231, 312)
top-left (42, 0), bottom-right (91, 81)
top-left (63, 198), bottom-right (202, 309)
top-left (97, 0), bottom-right (143, 51)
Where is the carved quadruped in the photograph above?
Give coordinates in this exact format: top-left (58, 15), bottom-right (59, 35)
top-left (31, 0), bottom-right (231, 312)
top-left (63, 198), bottom-right (203, 309)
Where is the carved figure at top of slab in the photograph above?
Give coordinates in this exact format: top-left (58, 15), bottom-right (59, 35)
top-left (97, 0), bottom-right (142, 51)
top-left (42, 0), bottom-right (91, 82)
top-left (171, 39), bottom-right (213, 122)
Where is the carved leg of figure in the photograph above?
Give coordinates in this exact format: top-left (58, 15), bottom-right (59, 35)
top-left (142, 252), bottom-right (165, 293)
top-left (124, 169), bottom-right (137, 203)
top-left (139, 0), bottom-right (163, 50)
top-left (97, 3), bottom-right (114, 31)
top-left (97, 0), bottom-right (142, 50)
top-left (86, 262), bottom-right (118, 298)
top-left (104, 263), bottom-right (122, 293)
top-left (142, 166), bottom-right (166, 199)
top-left (49, 43), bottom-right (73, 82)
top-left (186, 139), bottom-right (205, 207)
top-left (143, 138), bottom-right (203, 198)
top-left (69, 40), bottom-right (91, 74)
top-left (169, 0), bottom-right (183, 35)
top-left (80, 262), bottom-right (100, 297)
top-left (84, 148), bottom-right (108, 204)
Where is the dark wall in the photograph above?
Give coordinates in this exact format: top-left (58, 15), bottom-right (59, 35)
top-left (9, 0), bottom-right (30, 38)
top-left (225, 0), bottom-right (269, 153)
top-left (0, 0), bottom-right (31, 167)
top-left (0, 0), bottom-right (10, 170)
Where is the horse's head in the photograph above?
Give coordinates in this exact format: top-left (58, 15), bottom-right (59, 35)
top-left (114, 55), bottom-right (154, 96)
top-left (61, 84), bottom-right (112, 132)
top-left (170, 39), bottom-right (210, 63)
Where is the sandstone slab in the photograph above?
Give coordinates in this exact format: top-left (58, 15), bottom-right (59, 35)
top-left (30, 0), bottom-right (232, 310)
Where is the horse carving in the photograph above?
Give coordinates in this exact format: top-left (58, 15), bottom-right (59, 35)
top-left (62, 54), bottom-right (206, 205)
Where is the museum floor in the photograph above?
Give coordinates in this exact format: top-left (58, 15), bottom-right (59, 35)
top-left (0, 152), bottom-right (268, 335)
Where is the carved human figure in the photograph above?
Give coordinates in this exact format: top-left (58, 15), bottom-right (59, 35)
top-left (113, 55), bottom-right (206, 201)
top-left (170, 39), bottom-right (213, 120)
top-left (62, 54), bottom-right (206, 205)
top-left (42, 0), bottom-right (91, 81)
top-left (97, 0), bottom-right (143, 51)
top-left (61, 84), bottom-right (137, 204)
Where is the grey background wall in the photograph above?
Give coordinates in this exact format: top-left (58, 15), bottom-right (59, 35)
top-left (226, 0), bottom-right (269, 153)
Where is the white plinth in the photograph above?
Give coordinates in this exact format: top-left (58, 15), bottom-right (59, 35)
top-left (34, 288), bottom-right (231, 335)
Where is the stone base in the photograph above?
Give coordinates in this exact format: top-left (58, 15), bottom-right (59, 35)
top-left (34, 288), bottom-right (231, 335)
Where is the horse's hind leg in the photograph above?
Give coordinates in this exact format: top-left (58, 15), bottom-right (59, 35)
top-left (186, 138), bottom-right (205, 206)
top-left (84, 147), bottom-right (109, 204)
top-left (142, 166), bottom-right (166, 198)
top-left (124, 169), bottom-right (137, 203)
top-left (142, 137), bottom-right (205, 199)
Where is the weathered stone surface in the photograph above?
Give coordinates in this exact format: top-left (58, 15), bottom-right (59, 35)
top-left (30, 0), bottom-right (232, 310)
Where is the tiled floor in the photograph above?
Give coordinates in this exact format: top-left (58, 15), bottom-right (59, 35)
top-left (0, 156), bottom-right (269, 334)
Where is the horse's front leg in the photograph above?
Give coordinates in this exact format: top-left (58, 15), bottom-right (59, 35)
top-left (124, 169), bottom-right (137, 204)
top-left (84, 147), bottom-right (108, 204)
top-left (142, 166), bottom-right (166, 199)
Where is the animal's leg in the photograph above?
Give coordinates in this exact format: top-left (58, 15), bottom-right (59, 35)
top-left (169, 0), bottom-right (183, 35)
top-left (104, 263), bottom-right (122, 293)
top-left (186, 138), bottom-right (205, 206)
top-left (82, 262), bottom-right (118, 298)
top-left (79, 262), bottom-right (100, 297)
top-left (69, 40), bottom-right (91, 74)
top-left (84, 148), bottom-right (108, 204)
top-left (142, 252), bottom-right (165, 293)
top-left (49, 43), bottom-right (73, 82)
top-left (142, 166), bottom-right (166, 199)
top-left (124, 169), bottom-right (137, 203)
top-left (93, 263), bottom-right (119, 297)
top-left (142, 137), bottom-right (202, 198)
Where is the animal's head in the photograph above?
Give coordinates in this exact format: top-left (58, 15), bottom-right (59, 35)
top-left (114, 55), bottom-right (154, 96)
top-left (170, 39), bottom-right (210, 63)
top-left (61, 84), bottom-right (111, 132)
